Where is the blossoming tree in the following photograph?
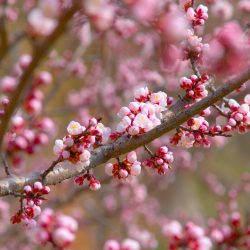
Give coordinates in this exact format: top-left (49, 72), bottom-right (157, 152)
top-left (0, 0), bottom-right (250, 249)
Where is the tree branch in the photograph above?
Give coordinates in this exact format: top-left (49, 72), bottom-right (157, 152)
top-left (0, 68), bottom-right (249, 196)
top-left (0, 2), bottom-right (81, 150)
top-left (0, 0), bottom-right (8, 60)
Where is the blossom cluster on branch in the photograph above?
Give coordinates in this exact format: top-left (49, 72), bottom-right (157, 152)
top-left (0, 0), bottom-right (250, 249)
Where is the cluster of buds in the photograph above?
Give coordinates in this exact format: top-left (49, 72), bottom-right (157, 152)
top-left (0, 55), bottom-right (52, 116)
top-left (104, 238), bottom-right (140, 250)
top-left (180, 74), bottom-right (209, 101)
top-left (142, 146), bottom-right (174, 175)
top-left (105, 151), bottom-right (141, 179)
top-left (217, 96), bottom-right (250, 134)
top-left (5, 116), bottom-right (55, 170)
top-left (162, 220), bottom-right (212, 250)
top-left (53, 119), bottom-right (111, 172)
top-left (0, 55), bottom-right (54, 170)
top-left (0, 54), bottom-right (31, 96)
top-left (186, 4), bottom-right (208, 26)
top-left (184, 30), bottom-right (209, 59)
top-left (32, 208), bottom-right (78, 249)
top-left (23, 71), bottom-right (52, 115)
top-left (48, 50), bottom-right (87, 78)
top-left (74, 171), bottom-right (101, 191)
top-left (209, 211), bottom-right (250, 248)
top-left (11, 182), bottom-right (50, 226)
top-left (116, 87), bottom-right (169, 136)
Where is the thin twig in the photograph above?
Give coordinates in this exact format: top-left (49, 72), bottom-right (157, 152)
top-left (144, 145), bottom-right (154, 157)
top-left (53, 177), bottom-right (111, 207)
top-left (190, 57), bottom-right (201, 78)
top-left (212, 104), bottom-right (229, 118)
top-left (0, 152), bottom-right (11, 176)
top-left (179, 126), bottom-right (232, 137)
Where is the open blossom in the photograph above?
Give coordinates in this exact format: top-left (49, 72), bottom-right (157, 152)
top-left (190, 117), bottom-right (208, 130)
top-left (67, 121), bottom-right (85, 136)
top-left (149, 92), bottom-right (167, 106)
top-left (133, 113), bottom-right (153, 131)
top-left (171, 131), bottom-right (195, 148)
top-left (53, 119), bottom-right (111, 174)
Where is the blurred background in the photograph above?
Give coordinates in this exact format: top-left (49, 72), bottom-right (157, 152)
top-left (0, 0), bottom-right (250, 249)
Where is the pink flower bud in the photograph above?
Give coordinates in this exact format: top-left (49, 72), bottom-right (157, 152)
top-left (121, 238), bottom-right (140, 250)
top-left (105, 163), bottom-right (114, 176)
top-left (33, 181), bottom-right (43, 190)
top-left (118, 107), bottom-right (131, 117)
top-left (42, 186), bottom-right (50, 194)
top-left (104, 239), bottom-right (120, 250)
top-left (130, 163), bottom-right (141, 176)
top-left (128, 126), bottom-right (140, 135)
top-left (19, 54), bottom-right (32, 69)
top-left (126, 151), bottom-right (137, 163)
top-left (129, 102), bottom-right (140, 112)
top-left (33, 205), bottom-right (42, 218)
top-left (239, 104), bottom-right (249, 114)
top-left (34, 71), bottom-right (52, 86)
top-left (228, 118), bottom-right (237, 127)
top-left (119, 169), bottom-right (128, 178)
top-left (235, 113), bottom-right (243, 121)
top-left (89, 118), bottom-right (98, 126)
top-left (52, 228), bottom-right (75, 248)
top-left (89, 180), bottom-right (101, 191)
top-left (0, 76), bottom-right (17, 93)
top-left (62, 150), bottom-right (70, 159)
top-left (24, 185), bottom-right (32, 194)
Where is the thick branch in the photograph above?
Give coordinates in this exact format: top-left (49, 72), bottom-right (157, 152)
top-left (0, 68), bottom-right (249, 196)
top-left (0, 2), bottom-right (80, 150)
top-left (0, 1), bottom-right (8, 59)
